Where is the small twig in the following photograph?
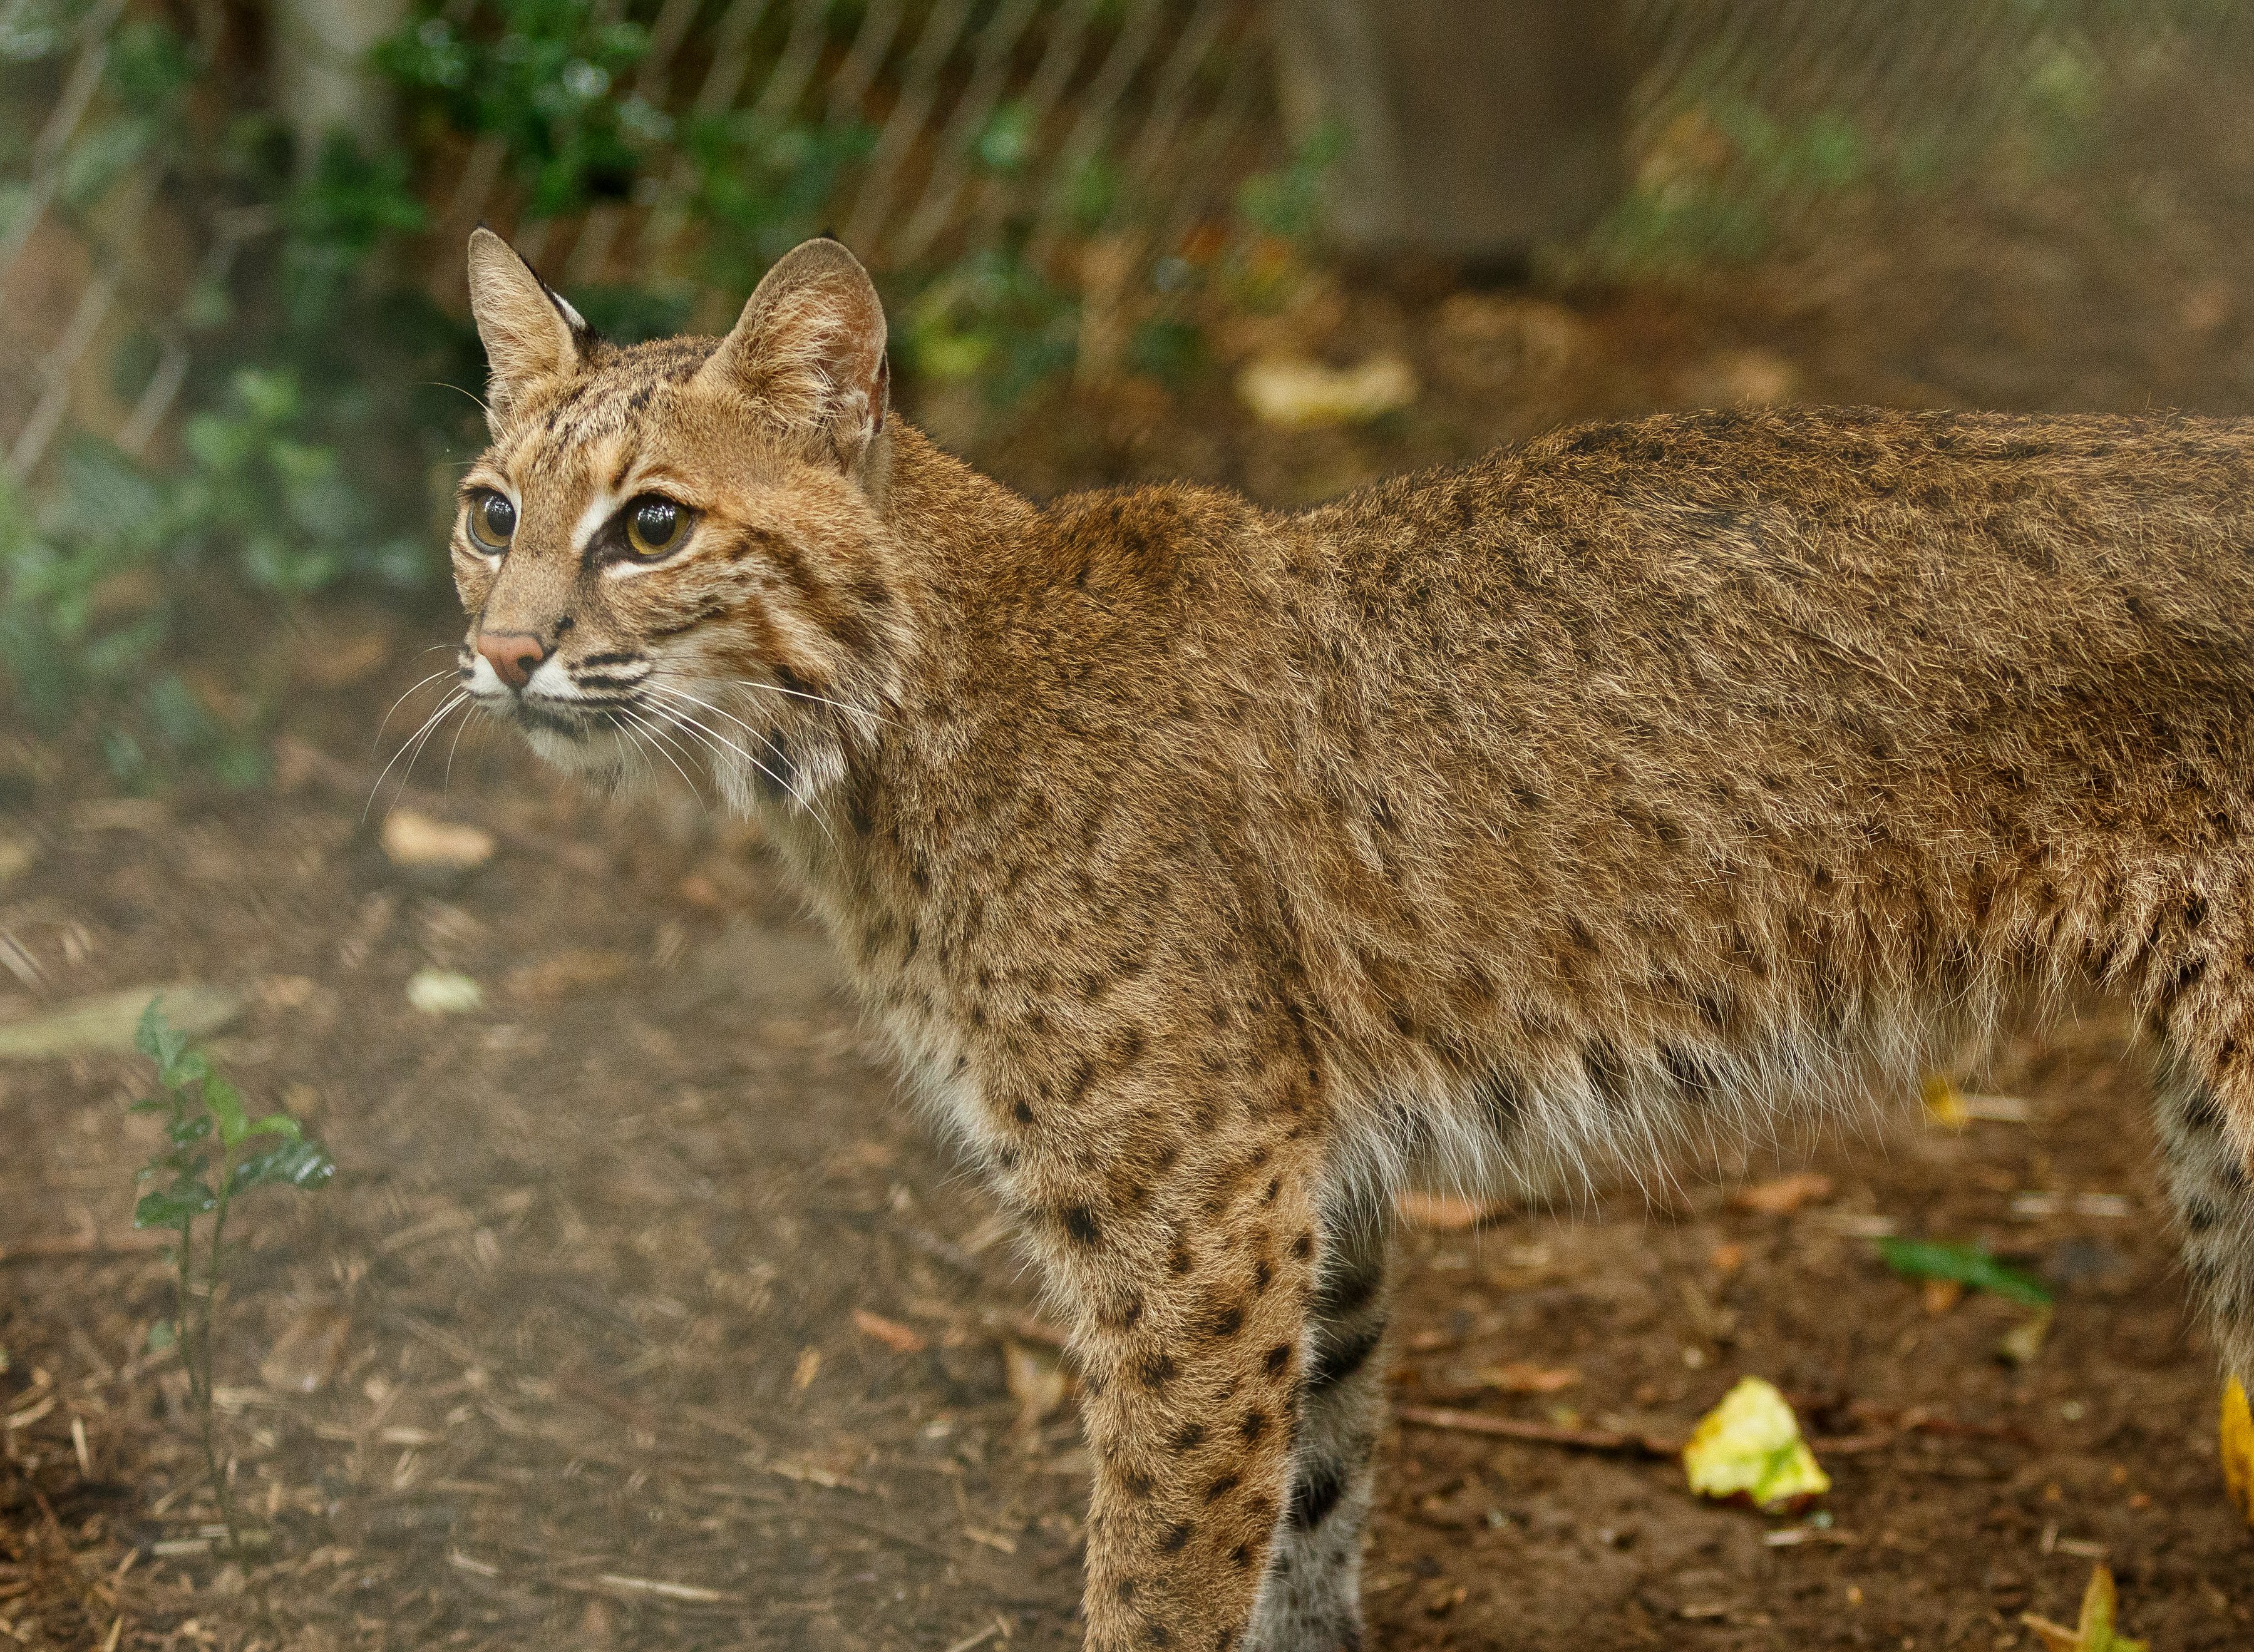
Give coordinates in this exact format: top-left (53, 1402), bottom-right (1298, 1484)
top-left (1396, 1405), bottom-right (1684, 1455)
top-left (1844, 1400), bottom-right (2035, 1446)
top-left (942, 1619), bottom-right (1008, 1652)
top-left (1399, 1403), bottom-right (1898, 1459)
top-left (1764, 1525), bottom-right (1861, 1547)
top-left (594, 1572), bottom-right (731, 1604)
top-left (545, 1572), bottom-right (743, 1607)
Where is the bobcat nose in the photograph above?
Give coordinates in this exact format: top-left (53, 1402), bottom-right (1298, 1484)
top-left (476, 631), bottom-right (548, 690)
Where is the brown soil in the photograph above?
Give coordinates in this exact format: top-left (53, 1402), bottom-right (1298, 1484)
top-left (12, 143), bottom-right (2254, 1651)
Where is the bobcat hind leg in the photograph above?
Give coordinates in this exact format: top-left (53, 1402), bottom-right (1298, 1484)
top-left (2154, 1031), bottom-right (2254, 1383)
top-left (1247, 1188), bottom-right (1393, 1652)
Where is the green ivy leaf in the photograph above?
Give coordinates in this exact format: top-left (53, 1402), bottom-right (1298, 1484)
top-left (1876, 1237), bottom-right (2054, 1307)
top-left (158, 1143), bottom-right (208, 1177)
top-left (166, 1047), bottom-right (210, 1090)
top-left (182, 411), bottom-right (256, 474)
top-left (134, 997), bottom-right (185, 1070)
top-left (229, 1137), bottom-right (335, 1194)
top-left (230, 367), bottom-right (300, 428)
top-left (205, 1075), bottom-right (248, 1147)
top-left (134, 1182), bottom-right (217, 1228)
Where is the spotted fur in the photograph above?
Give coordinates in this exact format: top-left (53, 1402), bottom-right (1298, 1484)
top-left (448, 230), bottom-right (2254, 1649)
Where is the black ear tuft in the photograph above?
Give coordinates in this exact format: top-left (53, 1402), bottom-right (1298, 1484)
top-left (538, 274), bottom-right (594, 339)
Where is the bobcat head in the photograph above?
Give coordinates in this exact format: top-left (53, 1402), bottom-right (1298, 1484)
top-left (450, 230), bottom-right (905, 811)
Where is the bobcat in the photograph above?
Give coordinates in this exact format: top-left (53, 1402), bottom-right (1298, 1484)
top-left (448, 227), bottom-right (2254, 1649)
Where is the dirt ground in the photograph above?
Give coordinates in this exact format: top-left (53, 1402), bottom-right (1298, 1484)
top-left (15, 141), bottom-right (2254, 1650)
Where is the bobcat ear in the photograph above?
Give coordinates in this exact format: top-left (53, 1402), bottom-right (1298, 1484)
top-left (466, 227), bottom-right (588, 422)
top-left (698, 237), bottom-right (889, 476)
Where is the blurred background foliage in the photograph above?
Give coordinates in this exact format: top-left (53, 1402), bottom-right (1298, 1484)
top-left (2, 0), bottom-right (2250, 786)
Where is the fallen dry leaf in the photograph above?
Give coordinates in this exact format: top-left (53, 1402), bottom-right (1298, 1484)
top-left (791, 1347), bottom-right (821, 1390)
top-left (406, 969), bottom-right (483, 1015)
top-left (1476, 1362), bottom-right (1581, 1395)
top-left (506, 947), bottom-right (632, 1000)
top-left (1709, 1241), bottom-right (1748, 1276)
top-left (852, 1309), bottom-right (928, 1355)
top-left (1997, 1305), bottom-right (2054, 1367)
top-left (379, 809), bottom-right (496, 872)
top-left (1396, 1191), bottom-right (1498, 1230)
top-left (1434, 292), bottom-right (1587, 369)
top-left (1677, 346), bottom-right (1799, 408)
top-left (259, 974), bottom-right (322, 1010)
top-left (1236, 352), bottom-right (1417, 428)
top-left (1004, 1339), bottom-right (1071, 1429)
top-left (1729, 1172), bottom-right (1835, 1216)
top-left (259, 1305), bottom-right (352, 1394)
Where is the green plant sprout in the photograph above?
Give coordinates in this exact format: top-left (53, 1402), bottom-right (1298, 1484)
top-left (128, 1000), bottom-right (334, 1558)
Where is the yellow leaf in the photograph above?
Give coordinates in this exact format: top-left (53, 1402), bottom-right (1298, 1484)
top-left (1683, 1376), bottom-right (1830, 1511)
top-left (2074, 1564), bottom-right (2146, 1652)
top-left (2222, 1377), bottom-right (2254, 1527)
top-left (1922, 1073), bottom-right (1970, 1129)
top-left (1997, 1305), bottom-right (2054, 1368)
top-left (2023, 1566), bottom-right (2148, 1652)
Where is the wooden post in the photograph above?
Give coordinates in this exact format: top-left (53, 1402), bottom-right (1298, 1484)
top-left (1273, 0), bottom-right (1632, 264)
top-left (270, 0), bottom-right (411, 161)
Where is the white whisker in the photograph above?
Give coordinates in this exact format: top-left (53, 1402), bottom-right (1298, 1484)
top-left (642, 681), bottom-right (844, 819)
top-left (649, 699), bottom-right (788, 798)
top-left (642, 683), bottom-right (825, 819)
top-left (366, 690), bottom-right (463, 818)
top-left (441, 694), bottom-right (481, 791)
top-left (373, 667), bottom-right (463, 753)
top-left (648, 698), bottom-right (835, 850)
top-left (367, 690), bottom-right (470, 821)
top-left (618, 706), bottom-right (707, 808)
top-left (732, 677), bottom-right (892, 729)
top-left (610, 709), bottom-right (666, 794)
top-left (639, 680), bottom-right (826, 790)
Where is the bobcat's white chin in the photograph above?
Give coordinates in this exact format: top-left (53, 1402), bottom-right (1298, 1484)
top-left (520, 719), bottom-right (629, 776)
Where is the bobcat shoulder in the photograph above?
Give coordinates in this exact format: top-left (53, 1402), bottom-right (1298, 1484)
top-left (448, 228), bottom-right (2254, 1650)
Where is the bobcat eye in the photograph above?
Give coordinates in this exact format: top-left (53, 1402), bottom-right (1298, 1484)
top-left (466, 491), bottom-right (516, 553)
top-left (625, 496), bottom-right (689, 559)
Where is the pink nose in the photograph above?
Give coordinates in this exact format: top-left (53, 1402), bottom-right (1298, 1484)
top-left (476, 632), bottom-right (548, 690)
